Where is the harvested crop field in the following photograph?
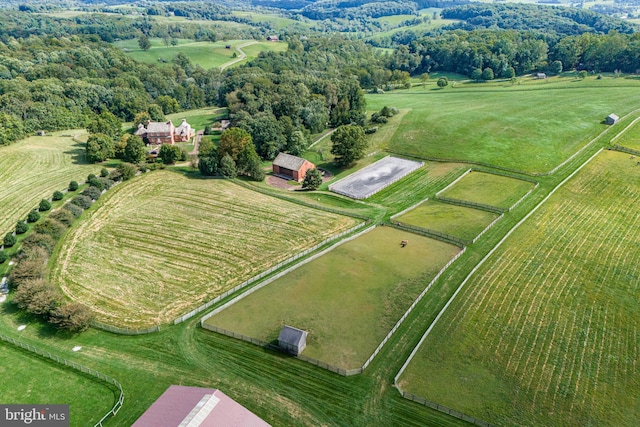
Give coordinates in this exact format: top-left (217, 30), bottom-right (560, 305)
top-left (52, 171), bottom-right (360, 328)
top-left (398, 150), bottom-right (640, 426)
top-left (205, 226), bottom-right (461, 369)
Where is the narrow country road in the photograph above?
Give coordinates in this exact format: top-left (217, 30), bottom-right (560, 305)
top-left (219, 41), bottom-right (259, 71)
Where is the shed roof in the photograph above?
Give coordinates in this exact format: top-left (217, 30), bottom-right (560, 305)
top-left (147, 121), bottom-right (173, 133)
top-left (273, 152), bottom-right (308, 171)
top-left (278, 325), bottom-right (307, 347)
top-left (607, 113), bottom-right (619, 121)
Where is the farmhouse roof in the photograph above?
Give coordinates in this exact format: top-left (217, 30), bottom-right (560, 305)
top-left (134, 124), bottom-right (147, 136)
top-left (147, 121), bottom-right (173, 133)
top-left (278, 325), bottom-right (307, 348)
top-left (273, 152), bottom-right (307, 171)
top-left (175, 118), bottom-right (193, 136)
top-left (132, 385), bottom-right (270, 427)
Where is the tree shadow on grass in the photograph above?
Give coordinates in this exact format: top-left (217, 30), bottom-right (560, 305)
top-left (65, 142), bottom-right (90, 165)
top-left (1, 299), bottom-right (76, 340)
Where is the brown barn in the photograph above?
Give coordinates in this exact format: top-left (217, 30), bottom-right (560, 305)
top-left (272, 153), bottom-right (315, 182)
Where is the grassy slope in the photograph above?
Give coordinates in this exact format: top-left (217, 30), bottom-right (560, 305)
top-left (51, 171), bottom-right (359, 328)
top-left (612, 118), bottom-right (640, 150)
top-left (366, 77), bottom-right (640, 173)
top-left (0, 342), bottom-right (115, 427)
top-left (439, 171), bottom-right (535, 209)
top-left (400, 150), bottom-right (640, 426)
top-left (207, 226), bottom-right (460, 368)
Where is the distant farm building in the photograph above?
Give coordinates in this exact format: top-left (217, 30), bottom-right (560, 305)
top-left (272, 153), bottom-right (315, 182)
top-left (211, 120), bottom-right (231, 132)
top-left (135, 119), bottom-right (195, 145)
top-left (225, 44), bottom-right (231, 49)
top-left (266, 35), bottom-right (279, 42)
top-left (536, 73), bottom-right (547, 79)
top-left (132, 385), bottom-right (270, 427)
top-left (606, 113), bottom-right (619, 125)
top-left (278, 325), bottom-right (308, 355)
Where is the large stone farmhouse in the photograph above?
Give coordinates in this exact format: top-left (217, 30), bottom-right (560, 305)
top-left (272, 152), bottom-right (315, 182)
top-left (135, 119), bottom-right (195, 145)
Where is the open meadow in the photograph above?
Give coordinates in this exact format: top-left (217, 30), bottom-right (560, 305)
top-left (0, 131), bottom-right (100, 238)
top-left (0, 342), bottom-right (115, 427)
top-left (611, 118), bottom-right (640, 151)
top-left (439, 171), bottom-right (536, 209)
top-left (51, 171), bottom-right (359, 328)
top-left (393, 200), bottom-right (497, 241)
top-left (366, 79), bottom-right (640, 173)
top-left (205, 226), bottom-right (461, 369)
top-left (398, 150), bottom-right (640, 426)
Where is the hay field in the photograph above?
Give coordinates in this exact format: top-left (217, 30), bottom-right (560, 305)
top-left (439, 171), bottom-right (535, 209)
top-left (52, 171), bottom-right (359, 328)
top-left (399, 150), bottom-right (640, 426)
top-left (206, 226), bottom-right (461, 369)
top-left (0, 132), bottom-right (98, 237)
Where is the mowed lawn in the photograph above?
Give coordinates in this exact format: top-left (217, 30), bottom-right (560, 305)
top-left (394, 200), bottom-right (497, 241)
top-left (0, 343), bottom-right (115, 427)
top-left (0, 132), bottom-right (99, 237)
top-left (399, 150), bottom-right (640, 426)
top-left (439, 171), bottom-right (536, 209)
top-left (52, 171), bottom-right (359, 328)
top-left (366, 81), bottom-right (640, 173)
top-left (612, 118), bottom-right (640, 151)
top-left (206, 226), bottom-right (461, 369)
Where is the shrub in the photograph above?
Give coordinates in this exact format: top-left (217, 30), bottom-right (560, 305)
top-left (21, 233), bottom-right (56, 256)
top-left (38, 199), bottom-right (51, 212)
top-left (81, 186), bottom-right (102, 200)
top-left (12, 279), bottom-right (61, 316)
top-left (87, 175), bottom-right (104, 191)
top-left (159, 143), bottom-right (182, 164)
top-left (68, 180), bottom-right (79, 191)
top-left (27, 210), bottom-right (41, 223)
top-left (49, 208), bottom-right (76, 227)
top-left (63, 203), bottom-right (84, 218)
top-left (138, 164), bottom-right (149, 173)
top-left (15, 220), bottom-right (28, 235)
top-left (3, 232), bottom-right (16, 247)
top-left (34, 218), bottom-right (67, 240)
top-left (100, 168), bottom-right (109, 177)
top-left (108, 169), bottom-right (122, 181)
top-left (52, 190), bottom-right (64, 201)
top-left (49, 303), bottom-right (93, 332)
top-left (198, 155), bottom-right (218, 176)
top-left (0, 250), bottom-right (7, 264)
top-left (70, 195), bottom-right (93, 210)
top-left (99, 177), bottom-right (115, 190)
top-left (116, 163), bottom-right (137, 181)
top-left (180, 149), bottom-right (188, 161)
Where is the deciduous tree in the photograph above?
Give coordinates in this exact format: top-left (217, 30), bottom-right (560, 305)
top-left (330, 125), bottom-right (367, 167)
top-left (302, 168), bottom-right (323, 190)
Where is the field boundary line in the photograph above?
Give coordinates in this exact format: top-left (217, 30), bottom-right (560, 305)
top-left (435, 168), bottom-right (471, 197)
top-left (199, 224), bottom-right (376, 325)
top-left (308, 128), bottom-right (336, 149)
top-left (434, 195), bottom-right (505, 214)
top-left (0, 333), bottom-right (124, 427)
top-left (390, 197), bottom-right (429, 220)
top-left (508, 182), bottom-right (539, 212)
top-left (393, 148), bottom-right (605, 417)
top-left (609, 112), bottom-right (640, 145)
top-left (611, 144), bottom-right (640, 157)
top-left (472, 213), bottom-right (504, 244)
top-left (387, 221), bottom-right (467, 247)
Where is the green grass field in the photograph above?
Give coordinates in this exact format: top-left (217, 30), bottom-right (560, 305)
top-left (51, 171), bottom-right (359, 328)
top-left (0, 342), bottom-right (115, 427)
top-left (439, 171), bottom-right (536, 209)
top-left (0, 131), bottom-right (101, 239)
top-left (399, 150), bottom-right (640, 426)
top-left (611, 119), bottom-right (640, 151)
top-left (394, 200), bottom-right (497, 241)
top-left (206, 226), bottom-right (460, 368)
top-left (366, 80), bottom-right (640, 173)
top-left (165, 107), bottom-right (227, 131)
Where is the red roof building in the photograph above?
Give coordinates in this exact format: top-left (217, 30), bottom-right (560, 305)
top-left (132, 385), bottom-right (270, 427)
top-left (272, 152), bottom-right (315, 182)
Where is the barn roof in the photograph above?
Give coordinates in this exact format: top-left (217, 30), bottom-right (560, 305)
top-left (273, 152), bottom-right (307, 171)
top-left (607, 113), bottom-right (619, 121)
top-left (147, 121), bottom-right (173, 133)
top-left (132, 385), bottom-right (270, 427)
top-left (278, 325), bottom-right (307, 347)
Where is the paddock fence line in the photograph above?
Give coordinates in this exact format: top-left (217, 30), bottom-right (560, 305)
top-left (435, 195), bottom-right (505, 214)
top-left (390, 197), bottom-right (429, 220)
top-left (231, 179), bottom-right (370, 222)
top-left (434, 169), bottom-right (471, 197)
top-left (507, 182), bottom-right (539, 212)
top-left (360, 246), bottom-right (466, 372)
top-left (0, 333), bottom-right (124, 427)
top-left (180, 222), bottom-right (372, 325)
top-left (468, 167), bottom-right (539, 184)
top-left (611, 144), bottom-right (640, 157)
top-left (387, 221), bottom-right (467, 248)
top-left (200, 323), bottom-right (361, 376)
top-left (472, 214), bottom-right (504, 244)
top-left (91, 320), bottom-right (160, 335)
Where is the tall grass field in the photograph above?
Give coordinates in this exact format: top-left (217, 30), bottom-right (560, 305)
top-left (51, 171), bottom-right (359, 328)
top-left (398, 150), bottom-right (640, 426)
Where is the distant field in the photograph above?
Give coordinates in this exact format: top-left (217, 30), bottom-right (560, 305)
top-left (0, 131), bottom-right (100, 238)
top-left (366, 81), bottom-right (640, 173)
top-left (0, 343), bottom-right (115, 427)
top-left (166, 107), bottom-right (227, 131)
top-left (439, 171), bottom-right (535, 209)
top-left (399, 150), bottom-right (640, 426)
top-left (232, 11), bottom-right (308, 30)
top-left (394, 200), bottom-right (497, 241)
top-left (612, 119), bottom-right (640, 151)
top-left (52, 171), bottom-right (359, 328)
top-left (206, 226), bottom-right (460, 368)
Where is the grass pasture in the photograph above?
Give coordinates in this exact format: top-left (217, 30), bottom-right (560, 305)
top-left (439, 171), bottom-right (536, 209)
top-left (0, 342), bottom-right (115, 427)
top-left (0, 131), bottom-right (99, 238)
top-left (366, 81), bottom-right (640, 173)
top-left (51, 171), bottom-right (359, 328)
top-left (611, 118), bottom-right (640, 151)
top-left (394, 200), bottom-right (497, 241)
top-left (205, 226), bottom-right (461, 369)
top-left (398, 150), bottom-right (640, 426)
